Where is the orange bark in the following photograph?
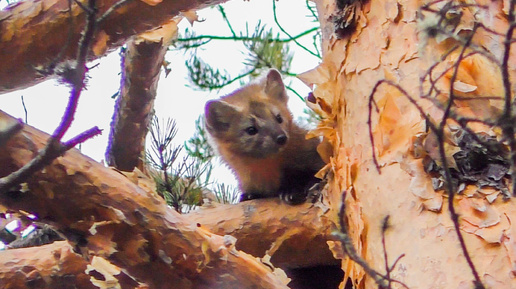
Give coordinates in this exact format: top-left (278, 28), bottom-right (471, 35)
top-left (0, 241), bottom-right (94, 289)
top-left (189, 199), bottom-right (337, 269)
top-left (305, 0), bottom-right (516, 288)
top-left (0, 110), bottom-right (289, 289)
top-left (0, 201), bottom-right (337, 288)
top-left (106, 20), bottom-right (179, 171)
top-left (0, 0), bottom-right (222, 92)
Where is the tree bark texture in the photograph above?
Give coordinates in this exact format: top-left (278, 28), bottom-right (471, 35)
top-left (0, 110), bottom-right (292, 289)
top-left (0, 0), bottom-right (224, 93)
top-left (0, 200), bottom-right (337, 289)
top-left (304, 0), bottom-right (516, 288)
top-left (189, 200), bottom-right (337, 269)
top-left (0, 241), bottom-right (94, 289)
top-left (105, 19), bottom-right (179, 172)
top-left (0, 241), bottom-right (147, 288)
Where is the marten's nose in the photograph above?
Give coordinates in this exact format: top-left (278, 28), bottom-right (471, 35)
top-left (276, 134), bottom-right (287, 145)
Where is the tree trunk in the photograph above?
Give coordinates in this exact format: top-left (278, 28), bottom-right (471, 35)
top-left (306, 0), bottom-right (516, 288)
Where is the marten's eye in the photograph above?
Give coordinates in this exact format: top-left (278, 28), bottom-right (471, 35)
top-left (276, 114), bottom-right (283, 123)
top-left (245, 126), bottom-right (258, 135)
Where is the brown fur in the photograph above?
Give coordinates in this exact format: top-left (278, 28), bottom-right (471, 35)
top-left (205, 69), bottom-right (324, 202)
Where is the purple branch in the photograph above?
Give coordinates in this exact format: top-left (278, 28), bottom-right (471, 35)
top-left (0, 0), bottom-right (98, 193)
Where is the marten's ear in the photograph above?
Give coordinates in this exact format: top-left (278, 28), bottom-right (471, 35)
top-left (264, 69), bottom-right (288, 103)
top-left (205, 100), bottom-right (239, 134)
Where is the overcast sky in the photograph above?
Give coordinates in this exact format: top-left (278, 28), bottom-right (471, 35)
top-left (1, 0), bottom-right (321, 187)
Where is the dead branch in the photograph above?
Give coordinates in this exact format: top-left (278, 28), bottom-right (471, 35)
top-left (499, 0), bottom-right (516, 196)
top-left (331, 191), bottom-right (406, 289)
top-left (0, 0), bottom-right (101, 195)
top-left (368, 79), bottom-right (484, 289)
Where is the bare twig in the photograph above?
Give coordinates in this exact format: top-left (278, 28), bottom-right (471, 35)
top-left (63, 127), bottom-right (102, 149)
top-left (365, 2), bottom-right (515, 288)
top-left (436, 31), bottom-right (486, 287)
top-left (0, 0), bottom-right (99, 194)
top-left (381, 216), bottom-right (392, 289)
top-left (499, 0), bottom-right (516, 196)
top-left (20, 95), bottom-right (28, 124)
top-left (368, 79), bottom-right (485, 288)
top-left (435, 130), bottom-right (484, 289)
top-left (54, 0), bottom-right (97, 138)
top-left (272, 0), bottom-right (321, 58)
top-left (419, 2), bottom-right (500, 67)
top-left (71, 0), bottom-right (95, 15)
top-left (368, 3), bottom-right (516, 285)
top-left (332, 192), bottom-right (408, 289)
top-left (332, 192), bottom-right (389, 288)
top-left (369, 79), bottom-right (441, 151)
top-left (367, 88), bottom-right (381, 173)
top-left (419, 45), bottom-right (460, 99)
top-left (440, 24), bottom-right (478, 127)
top-left (0, 126), bottom-right (101, 193)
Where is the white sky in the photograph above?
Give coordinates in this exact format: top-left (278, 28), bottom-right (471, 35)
top-left (1, 0), bottom-right (321, 188)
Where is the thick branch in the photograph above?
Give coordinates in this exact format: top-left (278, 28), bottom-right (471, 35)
top-left (189, 200), bottom-right (338, 269)
top-left (0, 241), bottom-right (145, 288)
top-left (0, 0), bottom-right (222, 93)
top-left (0, 110), bottom-right (289, 289)
top-left (0, 201), bottom-right (338, 288)
top-left (0, 241), bottom-right (95, 289)
top-left (106, 20), bottom-right (178, 171)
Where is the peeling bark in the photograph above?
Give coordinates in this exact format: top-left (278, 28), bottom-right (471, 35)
top-left (0, 241), bottom-right (144, 288)
top-left (0, 0), bottom-right (222, 93)
top-left (189, 200), bottom-right (338, 269)
top-left (0, 110), bottom-right (290, 289)
top-left (0, 241), bottom-right (94, 289)
top-left (0, 201), bottom-right (338, 288)
top-left (306, 0), bottom-right (516, 288)
top-left (106, 20), bottom-right (179, 172)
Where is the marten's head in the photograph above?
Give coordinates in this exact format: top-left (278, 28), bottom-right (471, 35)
top-left (205, 69), bottom-right (293, 159)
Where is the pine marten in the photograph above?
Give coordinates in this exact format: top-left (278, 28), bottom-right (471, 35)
top-left (204, 69), bottom-right (324, 203)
